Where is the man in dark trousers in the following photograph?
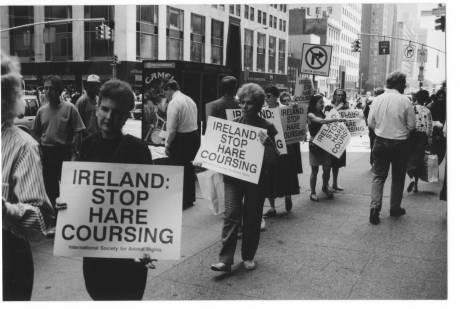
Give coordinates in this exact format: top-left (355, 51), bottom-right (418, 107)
top-left (76, 74), bottom-right (101, 136)
top-left (367, 72), bottom-right (415, 225)
top-left (204, 75), bottom-right (239, 131)
top-left (164, 80), bottom-right (200, 209)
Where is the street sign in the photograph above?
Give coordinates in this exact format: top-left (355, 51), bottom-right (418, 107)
top-left (418, 66), bottom-right (424, 82)
top-left (404, 45), bottom-right (415, 59)
top-left (378, 41), bottom-right (390, 55)
top-left (417, 47), bottom-right (427, 63)
top-left (301, 43), bottom-right (332, 77)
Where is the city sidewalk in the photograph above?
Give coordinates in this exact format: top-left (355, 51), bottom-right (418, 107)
top-left (30, 148), bottom-right (447, 300)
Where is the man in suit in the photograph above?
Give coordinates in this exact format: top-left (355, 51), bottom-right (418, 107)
top-left (204, 75), bottom-right (239, 132)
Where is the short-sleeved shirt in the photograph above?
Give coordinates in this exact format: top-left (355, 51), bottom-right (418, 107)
top-left (76, 94), bottom-right (99, 136)
top-left (33, 100), bottom-right (86, 146)
top-left (166, 91), bottom-right (198, 134)
top-left (414, 104), bottom-right (433, 136)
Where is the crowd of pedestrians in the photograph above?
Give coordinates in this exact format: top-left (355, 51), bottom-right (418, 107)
top-left (2, 48), bottom-right (447, 300)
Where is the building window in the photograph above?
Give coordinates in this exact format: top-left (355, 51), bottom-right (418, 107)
top-left (244, 5), bottom-right (249, 19)
top-left (211, 19), bottom-right (223, 65)
top-left (236, 5), bottom-right (241, 16)
top-left (84, 6), bottom-right (114, 60)
top-left (258, 10), bottom-right (262, 23)
top-left (250, 7), bottom-right (254, 21)
top-left (9, 6), bottom-right (34, 59)
top-left (274, 17), bottom-right (277, 29)
top-left (279, 18), bottom-right (283, 31)
top-left (274, 4), bottom-right (278, 9)
top-left (269, 15), bottom-right (273, 27)
top-left (190, 13), bottom-right (205, 63)
top-left (244, 29), bottom-right (254, 71)
top-left (263, 12), bottom-right (267, 25)
top-left (256, 33), bottom-right (266, 72)
top-left (268, 36), bottom-right (276, 73)
top-left (306, 8), bottom-right (310, 16)
top-left (44, 6), bottom-right (72, 61)
top-left (136, 5), bottom-right (158, 60)
top-left (278, 39), bottom-right (286, 74)
top-left (229, 5), bottom-right (234, 14)
top-left (218, 5), bottom-right (225, 11)
top-left (283, 20), bottom-right (287, 32)
top-left (167, 6), bottom-right (184, 60)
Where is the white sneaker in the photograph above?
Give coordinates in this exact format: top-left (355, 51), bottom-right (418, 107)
top-left (243, 260), bottom-right (256, 270)
top-left (260, 218), bottom-right (266, 231)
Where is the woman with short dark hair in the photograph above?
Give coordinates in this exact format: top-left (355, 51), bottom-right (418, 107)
top-left (56, 80), bottom-right (156, 300)
top-left (210, 83), bottom-right (278, 272)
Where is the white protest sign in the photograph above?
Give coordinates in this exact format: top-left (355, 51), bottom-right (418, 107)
top-left (279, 105), bottom-right (308, 144)
top-left (195, 116), bottom-right (265, 184)
top-left (226, 108), bottom-right (287, 155)
top-left (312, 114), bottom-right (351, 158)
top-left (54, 162), bottom-right (183, 260)
top-left (338, 109), bottom-right (367, 136)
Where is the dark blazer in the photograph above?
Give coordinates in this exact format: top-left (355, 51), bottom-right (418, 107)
top-left (204, 96), bottom-right (239, 132)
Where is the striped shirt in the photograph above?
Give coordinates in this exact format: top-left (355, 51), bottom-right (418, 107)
top-left (2, 123), bottom-right (54, 240)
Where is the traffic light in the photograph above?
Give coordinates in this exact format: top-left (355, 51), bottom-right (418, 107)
top-left (351, 39), bottom-right (361, 52)
top-left (435, 15), bottom-right (445, 32)
top-left (95, 24), bottom-right (105, 40)
top-left (112, 54), bottom-right (118, 64)
top-left (104, 24), bottom-right (112, 40)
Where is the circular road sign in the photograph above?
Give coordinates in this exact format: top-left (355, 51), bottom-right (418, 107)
top-left (404, 45), bottom-right (415, 59)
top-left (304, 46), bottom-right (328, 70)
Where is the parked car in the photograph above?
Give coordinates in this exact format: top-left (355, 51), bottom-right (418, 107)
top-left (131, 100), bottom-right (143, 120)
top-left (14, 95), bottom-right (40, 134)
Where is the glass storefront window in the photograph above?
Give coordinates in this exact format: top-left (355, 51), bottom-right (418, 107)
top-left (244, 29), bottom-right (253, 71)
top-left (268, 36), bottom-right (276, 73)
top-left (278, 39), bottom-right (286, 74)
top-left (190, 13), bottom-right (205, 63)
top-left (256, 33), bottom-right (266, 72)
top-left (9, 6), bottom-right (34, 59)
top-left (44, 6), bottom-right (72, 61)
top-left (211, 19), bottom-right (223, 65)
top-left (84, 6), bottom-right (114, 60)
top-left (136, 5), bottom-right (158, 60)
top-left (167, 6), bottom-right (184, 60)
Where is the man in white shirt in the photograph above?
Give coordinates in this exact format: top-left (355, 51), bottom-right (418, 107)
top-left (367, 72), bottom-right (416, 225)
top-left (163, 80), bottom-right (200, 209)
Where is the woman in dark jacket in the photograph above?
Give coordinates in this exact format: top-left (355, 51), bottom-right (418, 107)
top-left (57, 80), bottom-right (155, 300)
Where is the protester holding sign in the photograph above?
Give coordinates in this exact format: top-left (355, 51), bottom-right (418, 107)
top-left (56, 80), bottom-right (156, 300)
top-left (406, 89), bottom-right (433, 193)
top-left (307, 95), bottom-right (346, 202)
top-left (210, 83), bottom-right (278, 273)
top-left (263, 86), bottom-right (300, 217)
top-left (326, 89), bottom-right (349, 192)
top-left (2, 52), bottom-right (55, 301)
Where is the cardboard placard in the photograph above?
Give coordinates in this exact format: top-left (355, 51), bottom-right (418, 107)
top-left (54, 162), bottom-right (183, 260)
top-left (338, 109), bottom-right (367, 136)
top-left (279, 105), bottom-right (309, 144)
top-left (195, 116), bottom-right (265, 184)
top-left (226, 108), bottom-right (287, 155)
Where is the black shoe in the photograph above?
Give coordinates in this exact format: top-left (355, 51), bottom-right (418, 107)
top-left (370, 208), bottom-right (380, 225)
top-left (310, 193), bottom-right (319, 202)
top-left (322, 186), bottom-right (334, 198)
top-left (390, 208), bottom-right (406, 217)
top-left (407, 181), bottom-right (415, 193)
top-left (211, 262), bottom-right (231, 272)
top-left (263, 208), bottom-right (277, 218)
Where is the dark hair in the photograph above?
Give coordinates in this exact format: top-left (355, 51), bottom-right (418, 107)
top-left (414, 89), bottom-right (430, 104)
top-left (279, 92), bottom-right (291, 102)
top-left (163, 80), bottom-right (180, 91)
top-left (386, 71), bottom-right (406, 90)
top-left (264, 85), bottom-right (280, 98)
top-left (435, 89), bottom-right (446, 102)
top-left (44, 75), bottom-right (64, 94)
top-left (236, 83), bottom-right (265, 109)
top-left (99, 79), bottom-right (135, 114)
top-left (332, 88), bottom-right (347, 104)
top-left (374, 87), bottom-right (385, 96)
top-left (307, 94), bottom-right (323, 114)
top-left (221, 75), bottom-right (238, 96)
